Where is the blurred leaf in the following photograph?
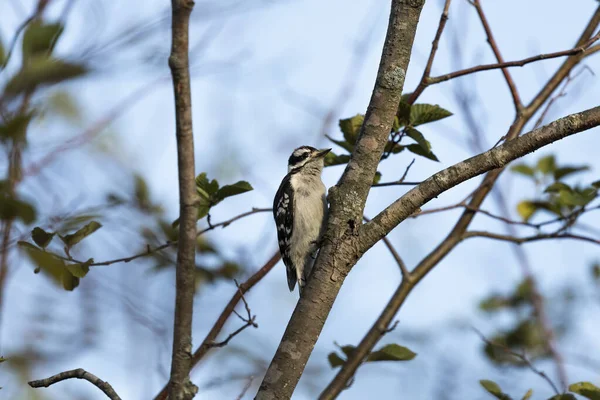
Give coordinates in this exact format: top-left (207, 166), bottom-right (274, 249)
top-left (521, 389), bottom-right (533, 400)
top-left (396, 99), bottom-right (412, 126)
top-left (592, 263), bottom-right (600, 282)
top-left (510, 164), bottom-right (536, 177)
top-left (384, 141), bottom-right (405, 154)
top-left (59, 221), bottom-right (102, 248)
top-left (479, 295), bottom-right (509, 312)
top-left (31, 227), bottom-right (54, 248)
top-left (325, 152), bottom-right (351, 167)
top-left (406, 144), bottom-right (438, 161)
top-left (367, 343), bottom-right (416, 362)
top-left (0, 356), bottom-right (5, 363)
top-left (22, 21), bottom-right (64, 62)
top-left (0, 197), bottom-right (36, 224)
top-left (61, 269), bottom-right (79, 291)
top-left (479, 379), bottom-right (512, 400)
top-left (47, 90), bottom-right (81, 123)
top-left (514, 278), bottom-right (533, 304)
top-left (592, 180), bottom-right (600, 189)
top-left (569, 382), bottom-right (600, 399)
top-left (405, 127), bottom-right (431, 152)
top-left (339, 114), bottom-right (364, 145)
top-left (327, 353), bottom-right (346, 368)
top-left (134, 174), bottom-right (151, 210)
top-left (326, 135), bottom-right (354, 153)
top-left (547, 395), bottom-right (576, 400)
top-left (5, 58), bottom-right (88, 97)
top-left (373, 171), bottom-right (382, 185)
top-left (338, 344), bottom-right (356, 358)
top-left (516, 201), bottom-right (537, 221)
top-left (557, 189), bottom-right (595, 207)
top-left (410, 104), bottom-right (452, 126)
top-left (197, 236), bottom-right (216, 253)
top-left (18, 241), bottom-right (64, 284)
top-left (545, 182), bottom-right (572, 193)
top-left (59, 214), bottom-right (102, 233)
top-left (0, 38), bottom-right (5, 65)
top-left (66, 258), bottom-right (93, 278)
top-left (0, 112), bottom-right (34, 144)
top-left (554, 166), bottom-right (589, 181)
top-left (215, 181), bottom-right (253, 202)
top-left (537, 155), bottom-right (556, 175)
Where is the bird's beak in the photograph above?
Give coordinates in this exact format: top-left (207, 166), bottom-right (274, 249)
top-left (315, 148), bottom-right (332, 158)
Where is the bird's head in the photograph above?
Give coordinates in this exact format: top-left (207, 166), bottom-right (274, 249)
top-left (287, 146), bottom-right (331, 173)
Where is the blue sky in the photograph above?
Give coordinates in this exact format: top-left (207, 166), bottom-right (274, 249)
top-left (1, 0), bottom-right (599, 399)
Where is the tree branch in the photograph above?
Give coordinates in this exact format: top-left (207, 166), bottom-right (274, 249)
top-left (28, 368), bottom-right (122, 400)
top-left (255, 1), bottom-right (426, 398)
top-left (321, 106), bottom-right (600, 398)
top-left (321, 7), bottom-right (600, 396)
top-left (470, 0), bottom-right (522, 110)
top-left (462, 230), bottom-right (600, 246)
top-left (153, 252), bottom-right (280, 400)
top-left (167, 0), bottom-right (198, 399)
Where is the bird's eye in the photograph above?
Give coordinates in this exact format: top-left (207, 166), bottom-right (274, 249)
top-left (300, 153), bottom-right (309, 160)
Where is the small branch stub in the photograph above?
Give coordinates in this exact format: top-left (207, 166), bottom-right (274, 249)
top-left (28, 368), bottom-right (122, 400)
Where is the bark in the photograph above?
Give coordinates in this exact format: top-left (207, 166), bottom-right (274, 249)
top-left (255, 1), bottom-right (425, 398)
top-left (167, 1), bottom-right (198, 399)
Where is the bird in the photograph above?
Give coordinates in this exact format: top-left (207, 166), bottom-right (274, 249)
top-left (273, 146), bottom-right (331, 295)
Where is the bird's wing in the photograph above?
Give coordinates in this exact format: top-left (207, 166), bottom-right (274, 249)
top-left (273, 174), bottom-right (296, 291)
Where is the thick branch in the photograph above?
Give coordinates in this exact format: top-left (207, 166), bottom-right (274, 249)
top-left (28, 368), bottom-right (122, 400)
top-left (255, 1), bottom-right (425, 399)
top-left (321, 106), bottom-right (600, 398)
top-left (322, 7), bottom-right (600, 396)
top-left (360, 106), bottom-right (600, 248)
top-left (167, 0), bottom-right (198, 399)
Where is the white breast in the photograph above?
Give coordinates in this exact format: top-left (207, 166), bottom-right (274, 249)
top-left (289, 174), bottom-right (327, 255)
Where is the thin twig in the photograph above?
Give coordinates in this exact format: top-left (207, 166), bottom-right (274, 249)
top-left (472, 328), bottom-right (560, 395)
top-left (428, 31), bottom-right (600, 87)
top-left (462, 230), bottom-right (600, 246)
top-left (235, 376), bottom-right (254, 400)
top-left (28, 368), bottom-right (122, 400)
top-left (363, 215), bottom-right (411, 280)
top-left (408, 0), bottom-right (452, 104)
top-left (469, 0), bottom-right (522, 110)
top-left (197, 207), bottom-right (271, 235)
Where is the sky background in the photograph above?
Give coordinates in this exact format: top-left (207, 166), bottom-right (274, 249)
top-left (1, 0), bottom-right (600, 399)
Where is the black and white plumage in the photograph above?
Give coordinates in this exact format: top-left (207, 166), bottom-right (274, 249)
top-left (273, 146), bottom-right (330, 295)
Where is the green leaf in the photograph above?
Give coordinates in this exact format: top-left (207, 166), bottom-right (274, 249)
top-left (536, 155), bottom-right (556, 175)
top-left (31, 227), bottom-right (54, 248)
top-left (326, 135), bottom-right (354, 153)
top-left (544, 182), bottom-right (571, 193)
top-left (195, 173), bottom-right (219, 200)
top-left (384, 141), bottom-right (405, 154)
top-left (592, 180), bottom-right (600, 189)
top-left (5, 58), bottom-right (88, 97)
top-left (405, 127), bottom-right (431, 152)
top-left (516, 201), bottom-right (537, 221)
top-left (66, 258), bottom-right (93, 278)
top-left (367, 343), bottom-right (416, 362)
top-left (373, 171), bottom-right (382, 185)
top-left (409, 104), bottom-right (452, 126)
top-left (327, 352), bottom-right (346, 368)
top-left (18, 241), bottom-right (64, 284)
top-left (324, 152), bottom-right (351, 167)
top-left (215, 181), bottom-right (253, 202)
top-left (47, 90), bottom-right (81, 123)
top-left (521, 389), bottom-right (533, 400)
top-left (61, 269), bottom-right (79, 291)
top-left (338, 345), bottom-right (357, 358)
top-left (406, 144), bottom-right (438, 161)
top-left (479, 295), bottom-right (509, 312)
top-left (511, 164), bottom-right (536, 177)
top-left (554, 166), bottom-right (589, 181)
top-left (568, 382), bottom-right (600, 399)
top-left (338, 114), bottom-right (364, 145)
top-left (0, 197), bottom-right (36, 224)
top-left (59, 221), bottom-right (102, 248)
top-left (479, 380), bottom-right (512, 400)
top-left (396, 99), bottom-right (412, 126)
top-left (557, 189), bottom-right (595, 207)
top-left (0, 356), bottom-right (5, 363)
top-left (0, 38), bottom-right (5, 66)
top-left (0, 112), bottom-right (34, 144)
top-left (592, 263), bottom-right (600, 281)
top-left (547, 395), bottom-right (576, 400)
top-left (22, 21), bottom-right (64, 62)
